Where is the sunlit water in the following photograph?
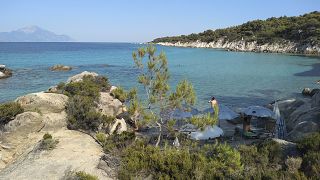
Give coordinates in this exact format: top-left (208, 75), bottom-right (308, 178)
top-left (0, 42), bottom-right (319, 111)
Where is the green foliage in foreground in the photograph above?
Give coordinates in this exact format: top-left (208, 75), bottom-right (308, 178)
top-left (153, 11), bottom-right (320, 45)
top-left (297, 132), bottom-right (320, 178)
top-left (118, 141), bottom-right (242, 179)
top-left (0, 102), bottom-right (24, 125)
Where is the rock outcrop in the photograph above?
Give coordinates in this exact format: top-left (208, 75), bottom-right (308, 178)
top-left (15, 92), bottom-right (68, 114)
top-left (66, 71), bottom-right (98, 83)
top-left (0, 72), bottom-right (130, 179)
top-left (277, 95), bottom-right (320, 141)
top-left (0, 129), bottom-right (111, 180)
top-left (0, 65), bottom-right (13, 79)
top-left (98, 92), bottom-right (126, 117)
top-left (157, 39), bottom-right (320, 55)
top-left (50, 64), bottom-right (72, 71)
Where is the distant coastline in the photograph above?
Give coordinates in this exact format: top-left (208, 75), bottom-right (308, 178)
top-left (155, 40), bottom-right (320, 56)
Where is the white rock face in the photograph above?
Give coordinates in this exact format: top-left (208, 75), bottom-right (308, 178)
top-left (0, 129), bottom-right (112, 180)
top-left (16, 92), bottom-right (68, 114)
top-left (109, 118), bottom-right (127, 134)
top-left (66, 71), bottom-right (98, 84)
top-left (157, 39), bottom-right (320, 55)
top-left (0, 71), bottom-right (5, 78)
top-left (97, 92), bottom-right (126, 117)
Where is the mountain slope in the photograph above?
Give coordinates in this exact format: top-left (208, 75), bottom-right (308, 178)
top-left (0, 26), bottom-right (74, 42)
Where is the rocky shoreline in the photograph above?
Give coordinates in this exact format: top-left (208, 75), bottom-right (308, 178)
top-left (156, 39), bottom-right (320, 55)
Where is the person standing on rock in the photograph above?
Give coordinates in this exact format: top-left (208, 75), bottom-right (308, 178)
top-left (209, 97), bottom-right (220, 127)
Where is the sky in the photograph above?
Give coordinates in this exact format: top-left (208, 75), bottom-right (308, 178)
top-left (1, 0), bottom-right (319, 42)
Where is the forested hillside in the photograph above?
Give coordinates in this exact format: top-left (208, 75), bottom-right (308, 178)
top-left (153, 11), bottom-right (320, 45)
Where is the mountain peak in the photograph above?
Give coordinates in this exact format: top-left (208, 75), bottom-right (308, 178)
top-left (0, 26), bottom-right (74, 42)
top-left (17, 26), bottom-right (42, 34)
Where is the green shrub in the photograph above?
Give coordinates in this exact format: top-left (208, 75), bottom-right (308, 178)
top-left (66, 95), bottom-right (104, 131)
top-left (75, 171), bottom-right (98, 180)
top-left (190, 113), bottom-right (217, 130)
top-left (301, 151), bottom-right (320, 178)
top-left (103, 131), bottom-right (135, 153)
top-left (63, 170), bottom-right (98, 180)
top-left (297, 132), bottom-right (320, 154)
top-left (0, 102), bottom-right (24, 125)
top-left (111, 87), bottom-right (127, 102)
top-left (96, 132), bottom-right (106, 144)
top-left (39, 133), bottom-right (59, 151)
top-left (285, 157), bottom-right (302, 173)
top-left (118, 141), bottom-right (242, 179)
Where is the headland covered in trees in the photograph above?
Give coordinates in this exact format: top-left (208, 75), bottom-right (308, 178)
top-left (153, 11), bottom-right (320, 55)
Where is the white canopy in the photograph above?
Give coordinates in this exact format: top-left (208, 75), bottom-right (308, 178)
top-left (190, 126), bottom-right (224, 140)
top-left (240, 106), bottom-right (274, 118)
top-left (203, 104), bottom-right (239, 120)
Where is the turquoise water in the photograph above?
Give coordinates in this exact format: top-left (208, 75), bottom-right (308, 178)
top-left (0, 42), bottom-right (319, 110)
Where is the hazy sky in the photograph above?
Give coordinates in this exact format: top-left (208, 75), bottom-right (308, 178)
top-left (1, 0), bottom-right (319, 42)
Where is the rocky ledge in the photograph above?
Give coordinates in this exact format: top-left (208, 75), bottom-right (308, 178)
top-left (0, 65), bottom-right (13, 79)
top-left (0, 71), bottom-right (128, 179)
top-left (157, 39), bottom-right (320, 55)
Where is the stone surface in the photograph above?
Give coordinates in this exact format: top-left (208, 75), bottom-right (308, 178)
top-left (109, 118), bottom-right (127, 134)
top-left (0, 68), bottom-right (13, 79)
top-left (50, 64), bottom-right (72, 71)
top-left (66, 71), bottom-right (98, 84)
top-left (311, 91), bottom-right (320, 108)
top-left (97, 92), bottom-right (126, 117)
top-left (15, 92), bottom-right (68, 114)
top-left (302, 88), bottom-right (312, 96)
top-left (0, 129), bottom-right (112, 180)
top-left (277, 98), bottom-right (320, 141)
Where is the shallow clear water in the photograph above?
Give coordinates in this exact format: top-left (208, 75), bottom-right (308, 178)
top-left (0, 42), bottom-right (319, 110)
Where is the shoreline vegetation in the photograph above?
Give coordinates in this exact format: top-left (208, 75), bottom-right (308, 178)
top-left (152, 11), bottom-right (320, 56)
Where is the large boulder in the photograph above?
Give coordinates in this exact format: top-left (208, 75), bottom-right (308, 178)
top-left (66, 71), bottom-right (98, 84)
top-left (50, 64), bottom-right (72, 71)
top-left (97, 92), bottom-right (126, 117)
top-left (287, 121), bottom-right (319, 141)
top-left (0, 67), bottom-right (13, 79)
top-left (278, 98), bottom-right (320, 141)
top-left (311, 91), bottom-right (320, 108)
top-left (4, 112), bottom-right (43, 133)
top-left (0, 129), bottom-right (112, 180)
top-left (15, 92), bottom-right (68, 114)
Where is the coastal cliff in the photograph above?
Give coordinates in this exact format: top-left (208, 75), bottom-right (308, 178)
top-left (154, 11), bottom-right (320, 55)
top-left (156, 39), bottom-right (320, 55)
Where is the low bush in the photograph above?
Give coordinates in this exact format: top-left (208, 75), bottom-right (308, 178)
top-left (63, 170), bottom-right (98, 180)
top-left (103, 131), bottom-right (135, 154)
top-left (66, 95), bottom-right (104, 131)
top-left (0, 102), bottom-right (24, 125)
top-left (39, 133), bottom-right (59, 151)
top-left (111, 87), bottom-right (127, 102)
top-left (118, 141), bottom-right (242, 179)
top-left (297, 132), bottom-right (320, 154)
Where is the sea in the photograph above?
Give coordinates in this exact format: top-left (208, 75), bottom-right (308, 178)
top-left (0, 42), bottom-right (319, 111)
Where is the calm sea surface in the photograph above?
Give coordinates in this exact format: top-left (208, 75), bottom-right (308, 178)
top-left (0, 42), bottom-right (319, 110)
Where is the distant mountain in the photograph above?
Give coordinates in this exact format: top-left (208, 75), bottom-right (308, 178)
top-left (0, 26), bottom-right (74, 42)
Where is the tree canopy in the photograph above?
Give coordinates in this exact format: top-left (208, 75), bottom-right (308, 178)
top-left (153, 11), bottom-right (320, 45)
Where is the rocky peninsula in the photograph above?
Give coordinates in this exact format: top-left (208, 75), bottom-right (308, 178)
top-left (0, 65), bottom-right (12, 79)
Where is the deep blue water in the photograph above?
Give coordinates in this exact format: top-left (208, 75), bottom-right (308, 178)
top-left (0, 42), bottom-right (319, 110)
